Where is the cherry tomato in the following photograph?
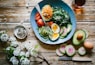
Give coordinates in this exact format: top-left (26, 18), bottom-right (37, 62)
top-left (47, 21), bottom-right (53, 27)
top-left (35, 12), bottom-right (41, 21)
top-left (37, 19), bottom-right (45, 27)
top-left (35, 16), bottom-right (41, 21)
top-left (35, 12), bottom-right (40, 17)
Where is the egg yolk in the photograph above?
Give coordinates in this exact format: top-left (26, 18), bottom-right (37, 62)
top-left (52, 33), bottom-right (59, 39)
top-left (53, 25), bottom-right (58, 32)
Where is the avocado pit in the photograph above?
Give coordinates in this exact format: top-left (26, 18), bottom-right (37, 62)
top-left (77, 33), bottom-right (83, 40)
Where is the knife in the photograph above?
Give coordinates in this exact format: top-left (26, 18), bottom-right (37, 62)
top-left (58, 56), bottom-right (92, 62)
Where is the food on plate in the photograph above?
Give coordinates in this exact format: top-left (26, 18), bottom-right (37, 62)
top-left (35, 12), bottom-right (45, 27)
top-left (39, 26), bottom-right (51, 39)
top-left (47, 21), bottom-right (53, 27)
top-left (60, 24), bottom-right (72, 38)
top-left (37, 19), bottom-right (45, 27)
top-left (56, 48), bottom-right (63, 56)
top-left (52, 7), bottom-right (70, 25)
top-left (51, 23), bottom-right (60, 33)
top-left (84, 42), bottom-right (94, 50)
top-left (65, 45), bottom-right (76, 56)
top-left (59, 44), bottom-right (66, 54)
top-left (78, 47), bottom-right (86, 56)
top-left (41, 5), bottom-right (53, 21)
top-left (35, 12), bottom-right (41, 21)
top-left (73, 30), bottom-right (86, 45)
top-left (67, 24), bottom-right (72, 33)
top-left (35, 4), bottom-right (72, 42)
top-left (49, 33), bottom-right (59, 41)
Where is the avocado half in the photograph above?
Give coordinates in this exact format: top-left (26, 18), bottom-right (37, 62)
top-left (73, 30), bottom-right (86, 45)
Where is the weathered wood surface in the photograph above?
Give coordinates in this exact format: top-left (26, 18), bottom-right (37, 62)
top-left (0, 0), bottom-right (95, 65)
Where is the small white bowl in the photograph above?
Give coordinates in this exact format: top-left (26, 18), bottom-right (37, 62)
top-left (14, 25), bottom-right (27, 39)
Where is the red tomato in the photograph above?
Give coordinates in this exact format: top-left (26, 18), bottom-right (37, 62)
top-left (35, 12), bottom-right (41, 21)
top-left (47, 21), bottom-right (53, 27)
top-left (35, 12), bottom-right (40, 17)
top-left (37, 19), bottom-right (45, 27)
top-left (35, 16), bottom-right (41, 21)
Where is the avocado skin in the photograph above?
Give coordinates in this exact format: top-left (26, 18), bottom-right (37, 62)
top-left (73, 30), bottom-right (86, 45)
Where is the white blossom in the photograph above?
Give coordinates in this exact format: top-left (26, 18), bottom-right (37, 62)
top-left (24, 43), bottom-right (32, 51)
top-left (21, 58), bottom-right (30, 65)
top-left (6, 46), bottom-right (15, 51)
top-left (10, 56), bottom-right (16, 62)
top-left (13, 48), bottom-right (20, 56)
top-left (0, 30), bottom-right (5, 34)
top-left (10, 56), bottom-right (19, 65)
top-left (19, 51), bottom-right (26, 56)
top-left (0, 33), bottom-right (9, 42)
top-left (25, 51), bottom-right (30, 57)
top-left (30, 48), bottom-right (38, 57)
top-left (6, 47), bottom-right (11, 51)
top-left (9, 36), bottom-right (16, 42)
top-left (10, 41), bottom-right (19, 47)
top-left (20, 57), bottom-right (25, 62)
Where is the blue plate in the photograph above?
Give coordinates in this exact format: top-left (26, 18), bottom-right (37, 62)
top-left (30, 0), bottom-right (76, 44)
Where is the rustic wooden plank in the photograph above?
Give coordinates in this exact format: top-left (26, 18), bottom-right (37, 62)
top-left (0, 7), bottom-right (33, 23)
top-left (85, 0), bottom-right (95, 6)
top-left (0, 0), bottom-right (26, 7)
top-left (27, 0), bottom-right (42, 6)
top-left (76, 15), bottom-right (95, 21)
top-left (0, 7), bottom-right (30, 14)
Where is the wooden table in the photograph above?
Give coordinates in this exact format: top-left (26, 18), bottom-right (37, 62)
top-left (0, 0), bottom-right (95, 65)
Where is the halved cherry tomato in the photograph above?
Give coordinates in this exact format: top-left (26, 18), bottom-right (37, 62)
top-left (35, 12), bottom-right (41, 21)
top-left (35, 12), bottom-right (40, 17)
top-left (37, 19), bottom-right (45, 27)
top-left (35, 16), bottom-right (41, 21)
top-left (47, 21), bottom-right (54, 27)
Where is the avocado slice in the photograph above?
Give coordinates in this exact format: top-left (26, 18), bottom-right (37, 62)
top-left (73, 30), bottom-right (86, 45)
top-left (67, 24), bottom-right (72, 34)
top-left (60, 24), bottom-right (72, 39)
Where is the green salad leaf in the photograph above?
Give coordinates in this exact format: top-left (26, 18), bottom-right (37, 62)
top-left (52, 7), bottom-right (70, 26)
